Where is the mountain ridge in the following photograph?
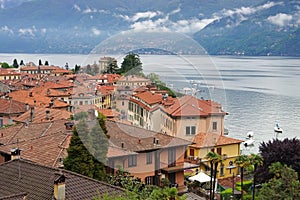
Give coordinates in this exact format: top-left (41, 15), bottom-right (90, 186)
top-left (0, 0), bottom-right (299, 56)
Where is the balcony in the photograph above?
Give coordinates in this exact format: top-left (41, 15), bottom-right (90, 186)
top-left (160, 161), bottom-right (199, 173)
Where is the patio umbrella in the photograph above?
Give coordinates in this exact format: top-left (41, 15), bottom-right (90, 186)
top-left (188, 171), bottom-right (211, 183)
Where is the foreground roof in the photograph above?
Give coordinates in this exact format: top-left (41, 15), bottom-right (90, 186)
top-left (0, 159), bottom-right (125, 200)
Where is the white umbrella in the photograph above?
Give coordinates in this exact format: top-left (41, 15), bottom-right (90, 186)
top-left (188, 171), bottom-right (211, 183)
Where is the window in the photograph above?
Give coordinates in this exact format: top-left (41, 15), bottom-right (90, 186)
top-left (128, 155), bottom-right (137, 167)
top-left (186, 126), bottom-right (196, 135)
top-left (145, 176), bottom-right (154, 185)
top-left (212, 122), bottom-right (217, 130)
top-left (168, 148), bottom-right (176, 167)
top-left (217, 147), bottom-right (222, 155)
top-left (190, 149), bottom-right (195, 157)
top-left (146, 152), bottom-right (152, 164)
top-left (220, 164), bottom-right (224, 176)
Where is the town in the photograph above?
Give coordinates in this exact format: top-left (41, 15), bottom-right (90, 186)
top-left (0, 54), bottom-right (299, 200)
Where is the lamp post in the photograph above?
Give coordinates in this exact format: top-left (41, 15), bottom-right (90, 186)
top-left (232, 172), bottom-right (235, 197)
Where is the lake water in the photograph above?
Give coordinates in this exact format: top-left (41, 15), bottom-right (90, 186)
top-left (1, 54), bottom-right (300, 154)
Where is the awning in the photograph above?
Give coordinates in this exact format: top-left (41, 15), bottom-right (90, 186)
top-left (188, 171), bottom-right (211, 183)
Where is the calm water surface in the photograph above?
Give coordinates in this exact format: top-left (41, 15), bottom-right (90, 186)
top-left (1, 54), bottom-right (299, 154)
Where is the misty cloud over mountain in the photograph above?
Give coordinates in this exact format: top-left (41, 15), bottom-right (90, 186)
top-left (0, 0), bottom-right (299, 55)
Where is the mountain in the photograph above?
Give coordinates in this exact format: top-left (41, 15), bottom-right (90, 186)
top-left (0, 0), bottom-right (299, 56)
top-left (193, 1), bottom-right (300, 56)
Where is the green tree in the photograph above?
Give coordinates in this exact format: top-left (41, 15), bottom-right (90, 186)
top-left (45, 61), bottom-right (49, 66)
top-left (74, 64), bottom-right (81, 74)
top-left (106, 59), bottom-right (119, 74)
top-left (206, 152), bottom-right (222, 200)
top-left (86, 64), bottom-right (92, 75)
top-left (64, 115), bottom-right (109, 181)
top-left (1, 62), bottom-right (10, 68)
top-left (63, 120), bottom-right (95, 178)
top-left (258, 162), bottom-right (300, 199)
top-left (235, 154), bottom-right (250, 199)
top-left (119, 53), bottom-right (143, 75)
top-left (20, 60), bottom-right (25, 66)
top-left (12, 59), bottom-right (19, 68)
top-left (249, 153), bottom-right (263, 200)
top-left (39, 59), bottom-right (42, 66)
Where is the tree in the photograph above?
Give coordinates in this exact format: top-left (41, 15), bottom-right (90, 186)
top-left (20, 60), bottom-right (25, 66)
top-left (206, 152), bottom-right (222, 200)
top-left (119, 53), bottom-right (143, 75)
top-left (86, 64), bottom-right (92, 75)
top-left (74, 64), bottom-right (81, 74)
top-left (235, 154), bottom-right (250, 199)
top-left (1, 62), bottom-right (10, 68)
top-left (63, 120), bottom-right (96, 178)
top-left (39, 59), bottom-right (42, 66)
top-left (45, 61), bottom-right (49, 66)
top-left (106, 60), bottom-right (119, 74)
top-left (256, 138), bottom-right (300, 184)
top-left (12, 59), bottom-right (19, 68)
top-left (249, 153), bottom-right (263, 200)
top-left (64, 114), bottom-right (109, 181)
top-left (258, 162), bottom-right (300, 199)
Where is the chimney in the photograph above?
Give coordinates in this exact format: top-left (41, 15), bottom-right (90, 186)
top-left (54, 173), bottom-right (66, 200)
top-left (46, 110), bottom-right (50, 120)
top-left (10, 148), bottom-right (21, 160)
top-left (121, 142), bottom-right (124, 148)
top-left (49, 99), bottom-right (54, 108)
top-left (156, 139), bottom-right (159, 145)
top-left (30, 107), bottom-right (34, 122)
top-left (153, 137), bottom-right (156, 144)
top-left (29, 92), bottom-right (33, 97)
top-left (25, 103), bottom-right (29, 111)
top-left (64, 122), bottom-right (74, 131)
top-left (34, 100), bottom-right (36, 106)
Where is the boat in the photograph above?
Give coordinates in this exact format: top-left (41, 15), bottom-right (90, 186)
top-left (243, 131), bottom-right (254, 147)
top-left (244, 138), bottom-right (255, 147)
top-left (274, 123), bottom-right (283, 133)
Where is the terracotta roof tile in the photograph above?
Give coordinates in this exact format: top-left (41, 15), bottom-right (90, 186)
top-left (106, 120), bottom-right (192, 152)
top-left (14, 107), bottom-right (71, 123)
top-left (0, 99), bottom-right (26, 114)
top-left (190, 132), bottom-right (243, 148)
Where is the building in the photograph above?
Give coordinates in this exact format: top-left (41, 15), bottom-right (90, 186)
top-left (128, 92), bottom-right (227, 141)
top-left (0, 98), bottom-right (27, 126)
top-left (99, 56), bottom-right (117, 72)
top-left (0, 159), bottom-right (125, 200)
top-left (106, 120), bottom-right (197, 192)
top-left (0, 68), bottom-right (21, 81)
top-left (20, 65), bottom-right (72, 75)
top-left (186, 132), bottom-right (243, 179)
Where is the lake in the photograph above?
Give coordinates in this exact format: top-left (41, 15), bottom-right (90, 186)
top-left (1, 54), bottom-right (299, 154)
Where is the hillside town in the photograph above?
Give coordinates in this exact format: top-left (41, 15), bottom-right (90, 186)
top-left (0, 55), bottom-right (299, 200)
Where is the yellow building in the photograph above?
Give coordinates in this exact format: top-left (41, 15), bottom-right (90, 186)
top-left (186, 132), bottom-right (243, 179)
top-left (0, 69), bottom-right (21, 80)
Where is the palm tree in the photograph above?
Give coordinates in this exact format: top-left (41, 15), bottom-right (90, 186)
top-left (206, 152), bottom-right (222, 200)
top-left (235, 155), bottom-right (250, 199)
top-left (249, 154), bottom-right (263, 200)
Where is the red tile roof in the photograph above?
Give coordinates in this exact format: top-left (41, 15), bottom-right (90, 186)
top-left (106, 120), bottom-right (192, 152)
top-left (0, 99), bottom-right (27, 114)
top-left (190, 132), bottom-right (243, 148)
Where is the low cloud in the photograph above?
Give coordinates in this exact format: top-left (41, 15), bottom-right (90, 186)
top-left (0, 25), bottom-right (13, 34)
top-left (73, 4), bottom-right (81, 12)
top-left (267, 13), bottom-right (293, 26)
top-left (91, 27), bottom-right (101, 36)
top-left (19, 26), bottom-right (37, 36)
top-left (123, 11), bottom-right (163, 22)
top-left (83, 6), bottom-right (98, 14)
